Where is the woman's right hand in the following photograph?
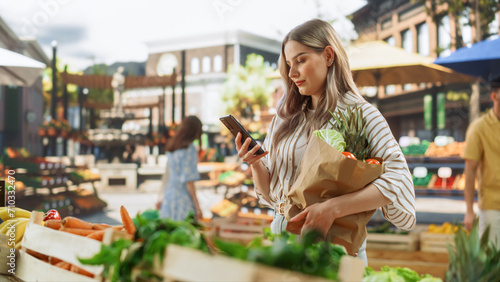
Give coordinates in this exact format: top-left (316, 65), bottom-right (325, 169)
top-left (235, 132), bottom-right (268, 165)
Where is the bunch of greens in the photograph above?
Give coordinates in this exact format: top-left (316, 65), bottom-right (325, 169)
top-left (446, 220), bottom-right (500, 281)
top-left (79, 210), bottom-right (210, 282)
top-left (363, 266), bottom-right (442, 282)
top-left (215, 228), bottom-right (347, 280)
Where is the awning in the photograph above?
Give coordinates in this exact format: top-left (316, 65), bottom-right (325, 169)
top-left (0, 47), bottom-right (46, 87)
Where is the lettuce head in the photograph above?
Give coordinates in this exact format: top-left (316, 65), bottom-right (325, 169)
top-left (313, 129), bottom-right (346, 152)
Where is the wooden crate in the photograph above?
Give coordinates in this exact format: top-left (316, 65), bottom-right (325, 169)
top-left (367, 232), bottom-right (419, 251)
top-left (420, 232), bottom-right (454, 253)
top-left (161, 244), bottom-right (365, 282)
top-left (367, 249), bottom-right (449, 279)
top-left (0, 211), bottom-right (129, 281)
top-left (213, 212), bottom-right (272, 244)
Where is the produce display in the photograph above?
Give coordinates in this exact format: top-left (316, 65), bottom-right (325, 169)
top-left (364, 266), bottom-right (440, 282)
top-left (216, 229), bottom-right (347, 281)
top-left (424, 142), bottom-right (465, 157)
top-left (427, 222), bottom-right (463, 234)
top-left (0, 207), bottom-right (33, 248)
top-left (67, 169), bottom-right (100, 183)
top-left (401, 141), bottom-right (430, 156)
top-left (217, 170), bottom-right (247, 186)
top-left (367, 222), bottom-right (408, 235)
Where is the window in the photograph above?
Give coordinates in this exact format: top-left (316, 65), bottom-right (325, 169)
top-left (401, 29), bottom-right (413, 53)
top-left (202, 56), bottom-right (211, 73)
top-left (438, 15), bottom-right (451, 57)
top-left (213, 55), bottom-right (223, 72)
top-left (191, 57), bottom-right (200, 74)
top-left (417, 22), bottom-right (430, 56)
top-left (385, 36), bottom-right (396, 46)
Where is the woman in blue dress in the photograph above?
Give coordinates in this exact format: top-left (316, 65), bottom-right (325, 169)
top-left (157, 116), bottom-right (203, 220)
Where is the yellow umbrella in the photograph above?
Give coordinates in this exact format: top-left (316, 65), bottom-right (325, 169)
top-left (346, 41), bottom-right (474, 87)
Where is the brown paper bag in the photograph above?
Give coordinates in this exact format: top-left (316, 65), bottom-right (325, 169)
top-left (285, 135), bottom-right (384, 256)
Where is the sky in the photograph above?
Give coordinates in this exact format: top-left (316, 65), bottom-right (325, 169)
top-left (0, 0), bottom-right (366, 71)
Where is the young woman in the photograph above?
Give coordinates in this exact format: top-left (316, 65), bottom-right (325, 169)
top-left (235, 19), bottom-right (416, 263)
top-left (157, 115), bottom-right (203, 220)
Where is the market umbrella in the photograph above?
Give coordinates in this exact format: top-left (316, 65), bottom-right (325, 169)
top-left (0, 47), bottom-right (46, 87)
top-left (433, 37), bottom-right (500, 81)
top-left (346, 41), bottom-right (474, 87)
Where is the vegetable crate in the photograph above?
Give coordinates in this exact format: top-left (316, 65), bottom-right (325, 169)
top-left (366, 232), bottom-right (419, 251)
top-left (161, 244), bottom-right (365, 282)
top-left (214, 212), bottom-right (272, 244)
top-left (0, 211), bottom-right (124, 281)
top-left (420, 232), bottom-right (454, 253)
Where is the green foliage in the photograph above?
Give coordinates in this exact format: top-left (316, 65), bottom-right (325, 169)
top-left (216, 229), bottom-right (347, 280)
top-left (79, 211), bottom-right (209, 282)
top-left (363, 266), bottom-right (442, 282)
top-left (86, 64), bottom-right (114, 104)
top-left (446, 220), bottom-right (500, 281)
top-left (222, 54), bottom-right (274, 120)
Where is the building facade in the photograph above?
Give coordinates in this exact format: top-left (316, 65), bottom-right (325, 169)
top-left (143, 30), bottom-right (281, 128)
top-left (350, 0), bottom-right (500, 141)
top-left (0, 17), bottom-right (50, 157)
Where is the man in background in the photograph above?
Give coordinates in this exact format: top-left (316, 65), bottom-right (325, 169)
top-left (463, 76), bottom-right (500, 246)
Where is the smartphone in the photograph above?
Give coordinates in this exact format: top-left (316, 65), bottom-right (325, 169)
top-left (219, 114), bottom-right (265, 155)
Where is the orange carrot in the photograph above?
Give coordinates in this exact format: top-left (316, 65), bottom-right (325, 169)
top-left (70, 264), bottom-right (95, 278)
top-left (45, 220), bottom-right (62, 230)
top-left (49, 256), bottom-right (63, 265)
top-left (54, 261), bottom-right (71, 270)
top-left (26, 249), bottom-right (49, 261)
top-left (59, 227), bottom-right (97, 236)
top-left (91, 223), bottom-right (111, 230)
top-left (120, 206), bottom-right (136, 235)
top-left (61, 216), bottom-right (93, 230)
top-left (111, 225), bottom-right (124, 231)
top-left (86, 230), bottom-right (105, 241)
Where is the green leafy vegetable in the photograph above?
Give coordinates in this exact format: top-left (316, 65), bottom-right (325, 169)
top-left (313, 129), bottom-right (346, 152)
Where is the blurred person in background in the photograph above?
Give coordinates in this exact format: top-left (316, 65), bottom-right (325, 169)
top-left (234, 19), bottom-right (416, 264)
top-left (156, 116), bottom-right (203, 220)
top-left (463, 76), bottom-right (500, 246)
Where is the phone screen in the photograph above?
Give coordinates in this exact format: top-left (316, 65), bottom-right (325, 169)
top-left (219, 115), bottom-right (265, 155)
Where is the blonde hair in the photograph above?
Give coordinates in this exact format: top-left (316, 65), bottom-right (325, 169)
top-left (272, 19), bottom-right (363, 148)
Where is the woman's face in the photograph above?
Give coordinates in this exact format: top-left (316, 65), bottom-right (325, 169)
top-left (284, 40), bottom-right (330, 99)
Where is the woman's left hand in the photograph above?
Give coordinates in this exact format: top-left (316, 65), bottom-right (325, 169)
top-left (289, 200), bottom-right (337, 238)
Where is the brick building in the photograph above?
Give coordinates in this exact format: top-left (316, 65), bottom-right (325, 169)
top-left (350, 0), bottom-right (500, 141)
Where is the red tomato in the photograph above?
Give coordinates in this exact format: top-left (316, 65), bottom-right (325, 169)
top-left (43, 209), bottom-right (61, 221)
top-left (365, 159), bottom-right (381, 165)
top-left (342, 152), bottom-right (357, 160)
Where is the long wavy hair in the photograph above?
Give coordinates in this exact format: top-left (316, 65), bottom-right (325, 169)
top-left (165, 115), bottom-right (202, 152)
top-left (272, 19), bottom-right (363, 149)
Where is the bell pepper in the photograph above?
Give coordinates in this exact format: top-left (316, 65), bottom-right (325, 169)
top-left (43, 209), bottom-right (61, 221)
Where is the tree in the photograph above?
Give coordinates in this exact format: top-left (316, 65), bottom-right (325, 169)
top-left (222, 54), bottom-right (274, 123)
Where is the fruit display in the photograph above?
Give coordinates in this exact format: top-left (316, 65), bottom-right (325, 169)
top-left (401, 140), bottom-right (430, 156)
top-left (217, 170), bottom-right (247, 186)
top-left (0, 207), bottom-right (35, 248)
top-left (424, 142), bottom-right (466, 157)
top-left (67, 169), bottom-right (100, 183)
top-left (427, 222), bottom-right (462, 234)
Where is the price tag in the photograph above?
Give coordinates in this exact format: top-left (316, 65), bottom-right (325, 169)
top-left (438, 167), bottom-right (452, 179)
top-left (413, 167), bottom-right (428, 178)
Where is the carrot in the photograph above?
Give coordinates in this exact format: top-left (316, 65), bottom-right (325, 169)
top-left (120, 206), bottom-right (136, 235)
top-left (70, 264), bottom-right (95, 278)
top-left (86, 230), bottom-right (105, 241)
top-left (61, 216), bottom-right (93, 230)
top-left (49, 256), bottom-right (63, 265)
top-left (112, 225), bottom-right (124, 231)
top-left (59, 227), bottom-right (98, 236)
top-left (26, 249), bottom-right (49, 261)
top-left (91, 223), bottom-right (111, 230)
top-left (45, 219), bottom-right (62, 230)
top-left (54, 261), bottom-right (71, 270)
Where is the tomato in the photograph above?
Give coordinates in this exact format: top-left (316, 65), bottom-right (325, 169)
top-left (342, 152), bottom-right (357, 160)
top-left (365, 159), bottom-right (381, 165)
top-left (43, 209), bottom-right (61, 221)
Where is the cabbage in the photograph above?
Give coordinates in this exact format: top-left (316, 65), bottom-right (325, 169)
top-left (313, 129), bottom-right (346, 152)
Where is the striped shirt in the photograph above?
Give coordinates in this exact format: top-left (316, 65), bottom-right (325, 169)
top-left (258, 91), bottom-right (416, 231)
